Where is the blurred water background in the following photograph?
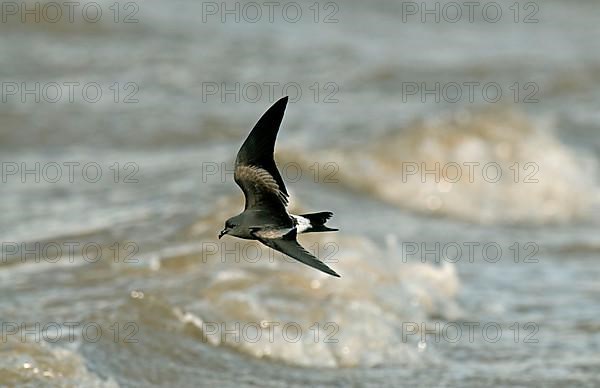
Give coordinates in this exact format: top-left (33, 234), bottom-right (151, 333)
top-left (1, 0), bottom-right (600, 386)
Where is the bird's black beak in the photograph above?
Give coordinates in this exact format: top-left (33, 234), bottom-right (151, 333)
top-left (218, 228), bottom-right (229, 239)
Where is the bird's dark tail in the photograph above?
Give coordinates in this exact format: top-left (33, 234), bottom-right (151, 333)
top-left (300, 212), bottom-right (338, 233)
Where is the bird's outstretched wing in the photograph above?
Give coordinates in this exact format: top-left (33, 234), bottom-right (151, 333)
top-left (234, 96), bottom-right (290, 213)
top-left (255, 228), bottom-right (340, 277)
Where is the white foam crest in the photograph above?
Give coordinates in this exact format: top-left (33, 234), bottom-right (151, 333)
top-left (178, 211), bottom-right (461, 367)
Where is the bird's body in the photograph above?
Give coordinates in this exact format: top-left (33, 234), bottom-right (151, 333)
top-left (225, 212), bottom-right (333, 239)
top-left (219, 96), bottom-right (340, 277)
top-left (223, 209), bottom-right (292, 240)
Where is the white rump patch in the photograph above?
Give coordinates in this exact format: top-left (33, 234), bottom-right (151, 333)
top-left (291, 214), bottom-right (311, 233)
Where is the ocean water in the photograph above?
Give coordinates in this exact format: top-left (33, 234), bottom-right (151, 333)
top-left (1, 0), bottom-right (600, 387)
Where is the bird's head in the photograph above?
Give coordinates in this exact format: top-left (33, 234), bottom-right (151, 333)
top-left (218, 217), bottom-right (238, 239)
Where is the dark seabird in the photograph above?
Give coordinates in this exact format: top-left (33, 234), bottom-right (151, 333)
top-left (218, 96), bottom-right (340, 277)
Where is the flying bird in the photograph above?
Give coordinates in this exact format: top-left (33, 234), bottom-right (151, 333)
top-left (218, 96), bottom-right (340, 277)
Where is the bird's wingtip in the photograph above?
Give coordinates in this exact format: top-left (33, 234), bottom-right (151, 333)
top-left (275, 96), bottom-right (289, 106)
top-left (326, 268), bottom-right (341, 278)
top-left (265, 95), bottom-right (289, 115)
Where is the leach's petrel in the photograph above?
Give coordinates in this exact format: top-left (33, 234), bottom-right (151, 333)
top-left (218, 96), bottom-right (340, 277)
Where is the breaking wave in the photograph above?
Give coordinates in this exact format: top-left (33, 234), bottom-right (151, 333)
top-left (285, 109), bottom-right (599, 224)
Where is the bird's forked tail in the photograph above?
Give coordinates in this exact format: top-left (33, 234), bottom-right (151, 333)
top-left (299, 211), bottom-right (338, 233)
